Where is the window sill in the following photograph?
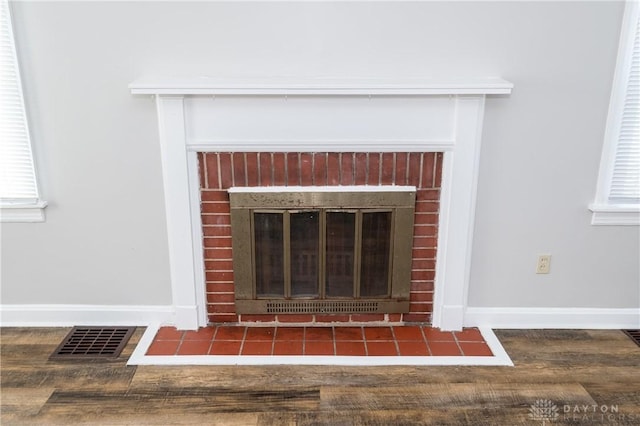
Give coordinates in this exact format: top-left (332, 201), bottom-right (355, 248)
top-left (589, 204), bottom-right (640, 226)
top-left (0, 200), bottom-right (48, 223)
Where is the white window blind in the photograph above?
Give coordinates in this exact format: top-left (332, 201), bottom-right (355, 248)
top-left (591, 1), bottom-right (640, 225)
top-left (610, 7), bottom-right (640, 203)
top-left (0, 0), bottom-right (45, 222)
top-left (0, 0), bottom-right (38, 202)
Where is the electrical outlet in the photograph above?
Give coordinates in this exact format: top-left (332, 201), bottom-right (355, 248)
top-left (536, 254), bottom-right (551, 274)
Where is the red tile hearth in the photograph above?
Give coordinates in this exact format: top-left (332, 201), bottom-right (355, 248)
top-left (146, 326), bottom-right (493, 357)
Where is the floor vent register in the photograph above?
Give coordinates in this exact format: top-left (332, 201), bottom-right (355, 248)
top-left (50, 327), bottom-right (135, 360)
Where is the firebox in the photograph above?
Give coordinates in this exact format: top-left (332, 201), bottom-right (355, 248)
top-left (199, 151), bottom-right (442, 324)
top-left (229, 187), bottom-right (415, 314)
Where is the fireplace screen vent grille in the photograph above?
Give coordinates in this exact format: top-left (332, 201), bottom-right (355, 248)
top-left (266, 300), bottom-right (379, 314)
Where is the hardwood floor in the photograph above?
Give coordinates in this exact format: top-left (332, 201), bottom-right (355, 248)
top-left (1, 327), bottom-right (638, 425)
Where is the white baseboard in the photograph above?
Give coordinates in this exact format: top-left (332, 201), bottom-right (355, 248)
top-left (465, 307), bottom-right (640, 329)
top-left (2, 304), bottom-right (638, 330)
top-left (0, 304), bottom-right (175, 327)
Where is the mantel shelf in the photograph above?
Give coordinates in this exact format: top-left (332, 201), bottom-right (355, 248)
top-left (129, 76), bottom-right (513, 96)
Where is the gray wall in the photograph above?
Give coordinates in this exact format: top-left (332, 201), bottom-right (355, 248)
top-left (2, 1), bottom-right (638, 310)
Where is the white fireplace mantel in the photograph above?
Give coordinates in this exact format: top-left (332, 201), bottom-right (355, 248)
top-left (130, 77), bottom-right (513, 331)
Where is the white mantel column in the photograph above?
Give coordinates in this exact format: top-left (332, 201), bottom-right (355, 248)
top-left (432, 96), bottom-right (486, 331)
top-left (156, 96), bottom-right (202, 330)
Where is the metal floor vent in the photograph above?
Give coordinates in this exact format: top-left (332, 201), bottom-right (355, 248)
top-left (50, 327), bottom-right (135, 360)
top-left (622, 330), bottom-right (640, 347)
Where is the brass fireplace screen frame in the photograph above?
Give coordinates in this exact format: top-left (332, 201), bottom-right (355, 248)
top-left (229, 188), bottom-right (416, 314)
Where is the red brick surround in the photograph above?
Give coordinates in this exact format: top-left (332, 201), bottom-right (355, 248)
top-left (198, 152), bottom-right (442, 325)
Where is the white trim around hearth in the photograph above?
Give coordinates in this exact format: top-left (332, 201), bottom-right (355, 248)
top-left (0, 304), bottom-right (174, 327)
top-left (464, 307), bottom-right (640, 329)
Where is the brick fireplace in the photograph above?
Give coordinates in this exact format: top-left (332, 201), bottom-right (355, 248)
top-left (129, 77), bottom-right (513, 331)
top-left (199, 152), bottom-right (442, 325)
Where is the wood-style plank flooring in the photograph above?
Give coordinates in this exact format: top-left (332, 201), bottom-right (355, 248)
top-left (1, 327), bottom-right (638, 425)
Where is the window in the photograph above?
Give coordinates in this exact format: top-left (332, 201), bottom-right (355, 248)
top-left (590, 1), bottom-right (640, 225)
top-left (229, 187), bottom-right (415, 314)
top-left (0, 0), bottom-right (46, 222)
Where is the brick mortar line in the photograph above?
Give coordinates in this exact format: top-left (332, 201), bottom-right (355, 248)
top-left (173, 331), bottom-right (187, 356)
top-left (215, 153), bottom-right (222, 190)
top-left (256, 152), bottom-right (262, 186)
top-left (392, 153), bottom-right (397, 184)
top-left (350, 153), bottom-right (356, 184)
top-left (230, 152), bottom-right (236, 187)
top-left (202, 153), bottom-right (209, 190)
top-left (270, 153), bottom-right (275, 185)
top-left (404, 153), bottom-right (411, 184)
top-left (243, 152), bottom-right (249, 186)
top-left (364, 153), bottom-right (370, 184)
top-left (418, 152), bottom-right (424, 189)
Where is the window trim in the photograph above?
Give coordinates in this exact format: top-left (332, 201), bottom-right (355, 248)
top-left (228, 186), bottom-right (415, 314)
top-left (0, 0), bottom-right (46, 223)
top-left (590, 1), bottom-right (640, 226)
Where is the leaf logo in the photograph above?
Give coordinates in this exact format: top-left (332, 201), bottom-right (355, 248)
top-left (529, 399), bottom-right (559, 424)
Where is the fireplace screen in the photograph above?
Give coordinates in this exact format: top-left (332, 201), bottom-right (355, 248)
top-left (229, 188), bottom-right (415, 314)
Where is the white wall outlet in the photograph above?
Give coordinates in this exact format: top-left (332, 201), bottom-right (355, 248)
top-left (536, 254), bottom-right (551, 274)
